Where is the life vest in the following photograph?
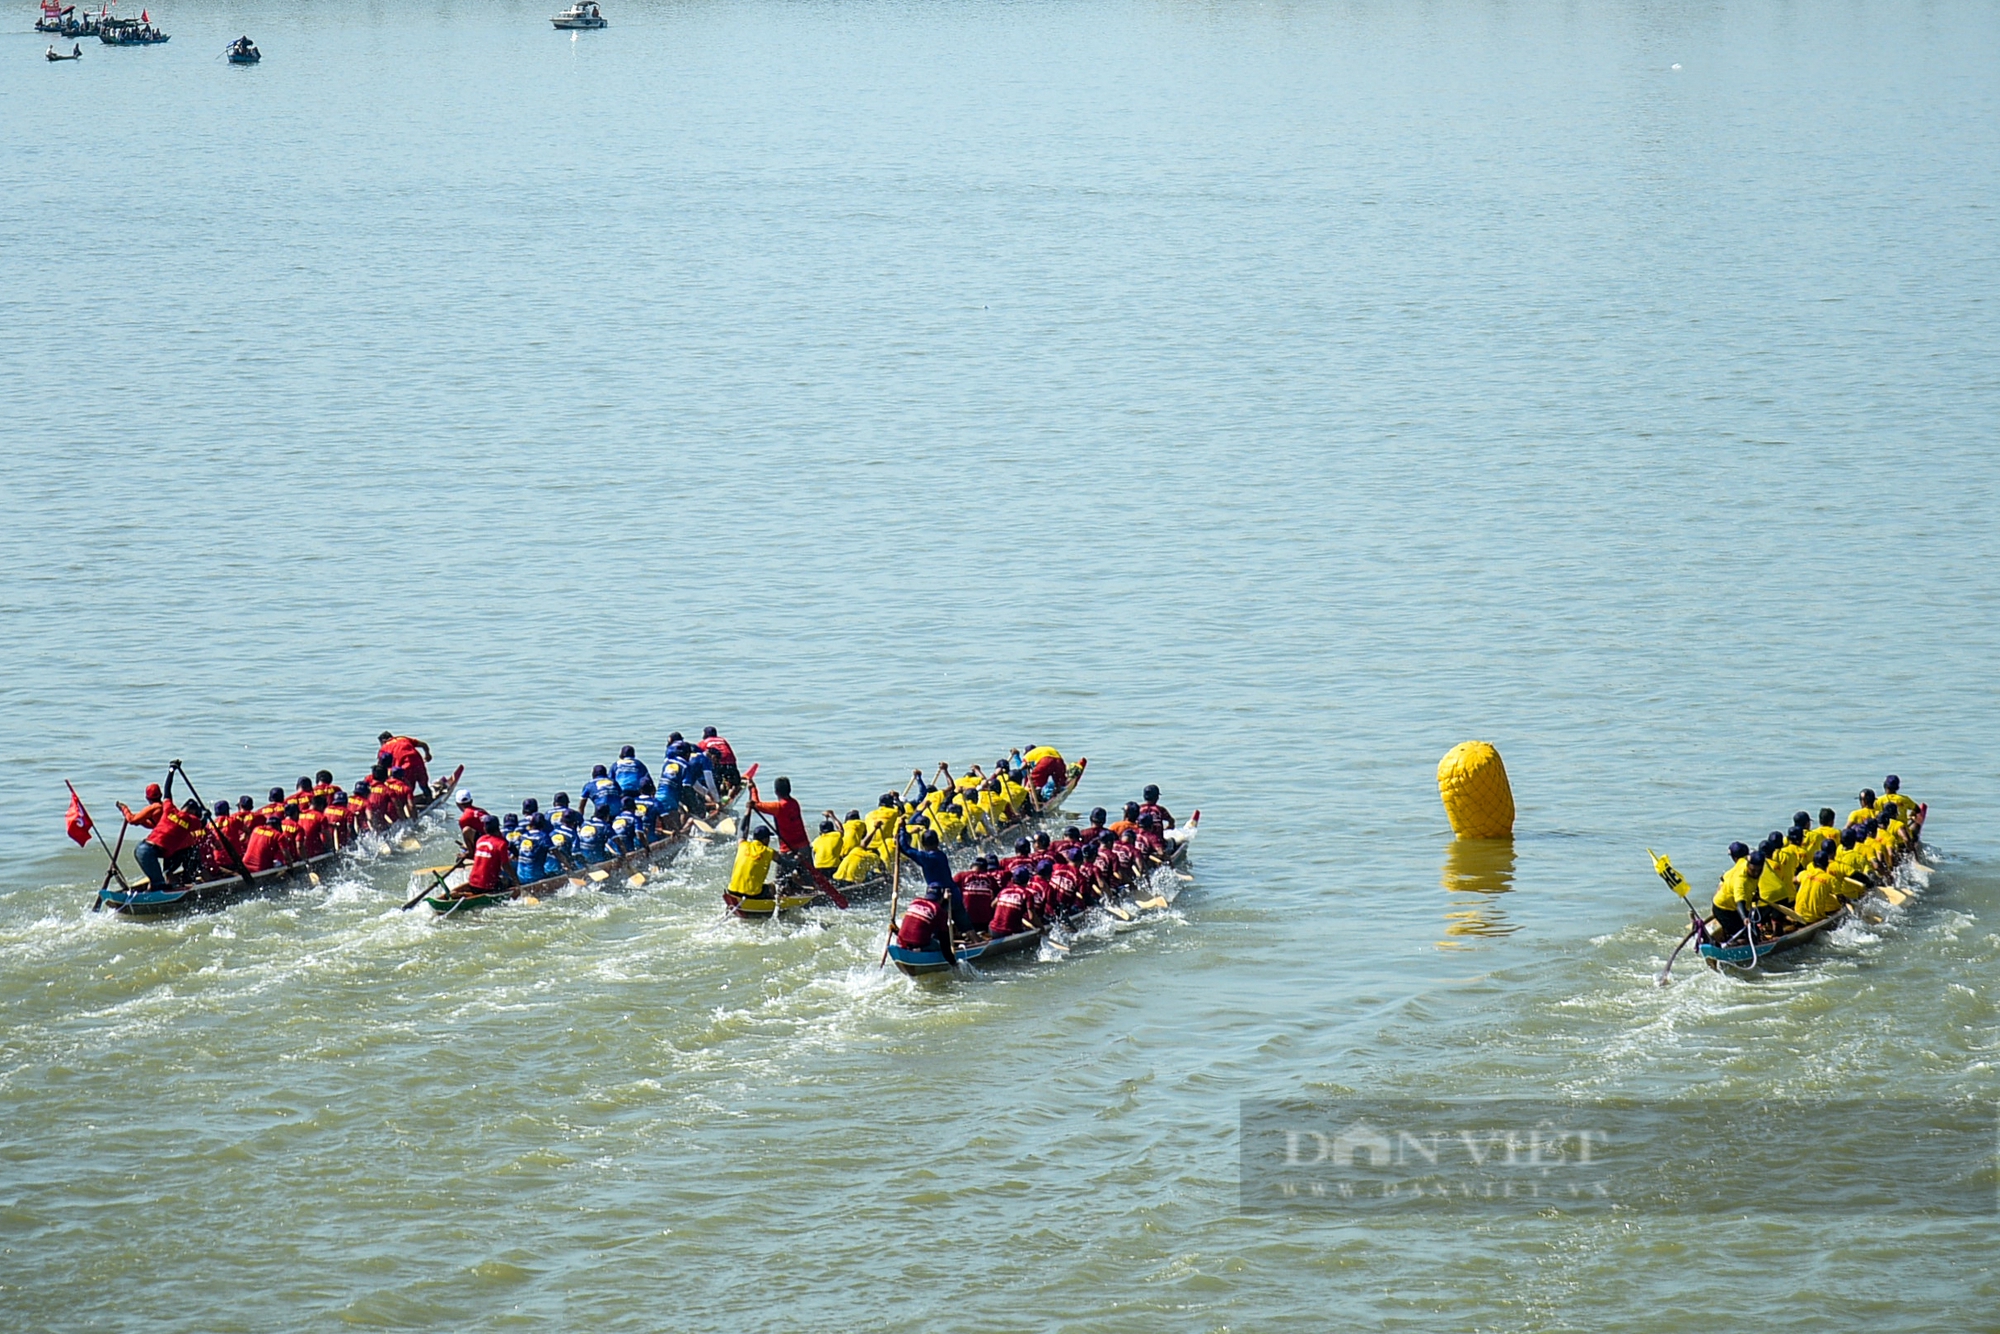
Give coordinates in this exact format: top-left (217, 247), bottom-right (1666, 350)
top-left (728, 841), bottom-right (776, 899)
top-left (659, 761), bottom-right (688, 796)
top-left (1793, 866), bottom-right (1842, 921)
top-left (1712, 858), bottom-right (1751, 911)
top-left (896, 897), bottom-right (942, 949)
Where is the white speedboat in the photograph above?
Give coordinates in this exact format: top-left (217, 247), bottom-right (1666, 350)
top-left (551, 2), bottom-right (606, 28)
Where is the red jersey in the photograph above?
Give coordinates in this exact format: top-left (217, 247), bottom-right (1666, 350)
top-left (895, 896), bottom-right (943, 950)
top-left (365, 786), bottom-right (390, 825)
top-left (323, 803), bottom-right (352, 845)
top-left (988, 886), bottom-right (1031, 935)
top-left (145, 805), bottom-right (201, 855)
top-left (382, 777), bottom-right (413, 820)
top-left (466, 833), bottom-right (510, 891)
top-left (379, 736), bottom-right (430, 787)
top-left (750, 794), bottom-right (810, 851)
top-left (458, 806), bottom-right (489, 841)
top-left (243, 825), bottom-right (285, 872)
top-left (123, 799), bottom-right (165, 829)
top-left (297, 809), bottom-right (329, 859)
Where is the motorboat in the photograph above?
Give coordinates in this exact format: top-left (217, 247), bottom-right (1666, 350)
top-left (551, 2), bottom-right (606, 29)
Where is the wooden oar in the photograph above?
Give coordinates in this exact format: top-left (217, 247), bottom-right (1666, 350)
top-left (878, 816), bottom-right (905, 968)
top-left (1850, 875), bottom-right (1908, 906)
top-left (400, 855), bottom-right (467, 910)
top-left (1645, 850), bottom-right (1713, 984)
top-left (1656, 923), bottom-right (1701, 986)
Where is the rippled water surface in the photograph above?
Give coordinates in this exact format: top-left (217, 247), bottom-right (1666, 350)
top-left (3, 1), bottom-right (1998, 1329)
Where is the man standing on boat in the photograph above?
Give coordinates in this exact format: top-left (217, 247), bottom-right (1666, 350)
top-left (377, 732), bottom-right (434, 804)
top-left (699, 727), bottom-right (740, 790)
top-left (896, 824), bottom-right (963, 929)
top-left (748, 776), bottom-right (845, 905)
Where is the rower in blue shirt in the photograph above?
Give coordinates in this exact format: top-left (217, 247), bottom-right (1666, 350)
top-left (515, 813), bottom-right (557, 884)
top-left (609, 797), bottom-right (644, 856)
top-left (632, 780), bottom-right (663, 838)
top-left (547, 813), bottom-right (580, 871)
top-left (581, 764), bottom-right (621, 824)
top-left (611, 744), bottom-right (650, 797)
top-left (572, 809), bottom-right (610, 864)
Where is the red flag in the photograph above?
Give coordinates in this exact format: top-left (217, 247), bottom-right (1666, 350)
top-left (66, 789), bottom-right (95, 847)
top-left (140, 8), bottom-right (146, 19)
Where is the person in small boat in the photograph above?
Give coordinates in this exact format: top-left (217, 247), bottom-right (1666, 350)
top-left (1109, 801), bottom-right (1142, 835)
top-left (894, 887), bottom-right (948, 952)
top-left (1790, 844), bottom-right (1844, 923)
top-left (461, 816), bottom-right (513, 897)
top-left (728, 826), bottom-right (777, 905)
top-left (897, 823), bottom-right (958, 909)
top-left (1022, 745), bottom-right (1065, 796)
top-left (565, 808), bottom-right (606, 863)
top-left (812, 817), bottom-right (845, 880)
top-left (297, 795), bottom-right (331, 859)
top-left (579, 764), bottom-right (619, 824)
top-left (1803, 807), bottom-right (1841, 857)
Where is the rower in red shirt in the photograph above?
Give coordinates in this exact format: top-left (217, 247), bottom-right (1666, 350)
top-left (749, 776), bottom-right (844, 904)
top-left (381, 766), bottom-right (415, 821)
top-left (376, 732), bottom-right (434, 803)
top-left (454, 790), bottom-right (490, 854)
top-left (242, 815), bottom-right (287, 873)
top-left (363, 773), bottom-right (392, 828)
top-left (1136, 785), bottom-right (1176, 830)
top-left (698, 727), bottom-right (740, 790)
top-left (297, 796), bottom-right (331, 859)
top-left (117, 782), bottom-right (166, 835)
top-left (277, 803), bottom-right (304, 863)
top-left (894, 888), bottom-right (947, 951)
top-left (988, 873), bottom-right (1035, 936)
top-left (135, 796), bottom-right (204, 888)
top-left (462, 817), bottom-right (512, 896)
top-left (323, 792), bottom-right (353, 847)
top-left (310, 769), bottom-right (338, 804)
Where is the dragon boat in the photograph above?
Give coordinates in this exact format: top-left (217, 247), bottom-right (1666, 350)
top-left (418, 778), bottom-right (746, 915)
top-left (885, 810), bottom-right (1198, 976)
top-left (1694, 804), bottom-right (1926, 973)
top-left (98, 765), bottom-right (464, 917)
top-left (727, 759), bottom-right (1089, 917)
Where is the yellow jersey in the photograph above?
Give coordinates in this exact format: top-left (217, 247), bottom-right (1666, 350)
top-left (1713, 858), bottom-right (1751, 911)
top-left (1804, 823), bottom-right (1840, 856)
top-left (1768, 843), bottom-right (1806, 897)
top-left (1756, 863), bottom-right (1792, 907)
top-left (864, 804), bottom-right (900, 838)
top-left (842, 817), bottom-right (869, 857)
top-left (728, 840), bottom-right (775, 899)
top-left (1023, 746), bottom-right (1063, 767)
top-left (811, 829), bottom-right (844, 870)
top-left (1848, 806), bottom-right (1876, 828)
top-left (1792, 866), bottom-right (1843, 922)
top-left (1882, 792), bottom-right (1918, 819)
top-left (834, 846), bottom-right (883, 884)
top-left (933, 807), bottom-right (967, 845)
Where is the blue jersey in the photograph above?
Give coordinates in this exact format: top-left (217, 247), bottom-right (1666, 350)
top-left (684, 749), bottom-right (715, 790)
top-left (575, 820), bottom-right (610, 864)
top-left (659, 758), bottom-right (688, 798)
top-left (546, 827), bottom-right (578, 870)
top-left (609, 812), bottom-right (640, 855)
top-left (581, 776), bottom-right (620, 820)
top-left (632, 794), bottom-right (662, 832)
top-left (612, 756), bottom-right (651, 795)
top-left (515, 829), bottom-right (555, 883)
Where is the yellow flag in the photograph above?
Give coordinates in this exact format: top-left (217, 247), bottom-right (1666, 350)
top-left (1648, 850), bottom-right (1691, 898)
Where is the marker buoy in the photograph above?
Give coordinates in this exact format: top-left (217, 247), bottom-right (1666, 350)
top-left (1437, 741), bottom-right (1515, 839)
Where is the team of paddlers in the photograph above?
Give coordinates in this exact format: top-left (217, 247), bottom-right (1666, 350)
top-left (113, 733), bottom-right (437, 890)
top-left (451, 729), bottom-right (743, 898)
top-left (1702, 775), bottom-right (1922, 943)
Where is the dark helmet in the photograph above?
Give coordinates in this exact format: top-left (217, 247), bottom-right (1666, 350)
top-left (1747, 852), bottom-right (1766, 873)
top-left (820, 818), bottom-right (837, 833)
top-left (1814, 843), bottom-right (1833, 866)
top-left (502, 812), bottom-right (519, 828)
top-left (921, 830), bottom-right (940, 850)
top-left (553, 792), bottom-right (571, 806)
top-left (750, 827), bottom-right (770, 843)
top-left (1884, 775), bottom-right (1901, 793)
top-left (1124, 802), bottom-right (1141, 819)
top-left (592, 764), bottom-right (608, 778)
top-left (703, 726), bottom-right (719, 738)
top-left (622, 795), bottom-right (637, 811)
top-left (296, 777), bottom-right (313, 792)
top-left (237, 795), bottom-right (255, 811)
top-left (846, 809), bottom-right (861, 822)
top-left (315, 769), bottom-right (333, 785)
top-left (1090, 807), bottom-right (1107, 825)
top-left (213, 800), bottom-right (232, 816)
top-left (619, 744), bottom-right (635, 759)
top-left (565, 809), bottom-right (583, 827)
top-left (530, 813), bottom-right (550, 831)
top-left (268, 786), bottom-right (285, 803)
top-left (1793, 811), bottom-right (1811, 829)
top-left (521, 797), bottom-right (539, 815)
top-left (1035, 859), bottom-right (1054, 876)
top-left (1727, 841), bottom-right (1749, 861)
top-left (1015, 839), bottom-right (1031, 856)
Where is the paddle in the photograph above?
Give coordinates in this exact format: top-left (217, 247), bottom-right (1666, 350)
top-left (172, 761), bottom-right (258, 892)
top-left (878, 815), bottom-right (905, 968)
top-left (690, 762), bottom-right (756, 836)
top-left (400, 854), bottom-right (467, 910)
top-left (1646, 850), bottom-right (1713, 985)
top-left (1849, 875), bottom-right (1908, 907)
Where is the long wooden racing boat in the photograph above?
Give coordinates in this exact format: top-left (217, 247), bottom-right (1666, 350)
top-left (886, 809), bottom-right (1198, 976)
top-left (746, 759), bottom-right (1091, 916)
top-left (1695, 803), bottom-right (1926, 973)
top-left (420, 781), bottom-right (745, 915)
top-left (98, 765), bottom-right (465, 917)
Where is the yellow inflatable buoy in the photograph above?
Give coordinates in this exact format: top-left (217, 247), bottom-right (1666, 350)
top-left (1437, 741), bottom-right (1514, 839)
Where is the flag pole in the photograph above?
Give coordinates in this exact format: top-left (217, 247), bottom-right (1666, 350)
top-left (66, 780), bottom-right (134, 894)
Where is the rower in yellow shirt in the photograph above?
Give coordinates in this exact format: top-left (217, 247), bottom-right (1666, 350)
top-left (840, 809), bottom-right (869, 857)
top-left (811, 817), bottom-right (845, 879)
top-left (833, 841), bottom-right (883, 886)
top-left (728, 828), bottom-right (777, 903)
top-left (1755, 847), bottom-right (1794, 911)
top-left (1879, 774), bottom-right (1918, 819)
top-left (1848, 788), bottom-right (1881, 828)
top-left (863, 795), bottom-right (902, 840)
top-left (932, 799), bottom-right (968, 846)
top-left (1709, 842), bottom-right (1753, 939)
top-left (1803, 807), bottom-right (1841, 857)
top-left (1766, 829), bottom-right (1808, 902)
top-left (1791, 845), bottom-right (1845, 923)
top-left (1829, 829), bottom-right (1873, 897)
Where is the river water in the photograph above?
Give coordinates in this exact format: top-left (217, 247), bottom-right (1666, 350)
top-left (3, 0), bottom-right (1998, 1328)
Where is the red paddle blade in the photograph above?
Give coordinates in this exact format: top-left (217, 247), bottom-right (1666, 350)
top-left (743, 762), bottom-right (759, 782)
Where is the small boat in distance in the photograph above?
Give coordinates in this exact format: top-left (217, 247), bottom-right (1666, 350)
top-left (551, 2), bottom-right (606, 29)
top-left (47, 43), bottom-right (83, 60)
top-left (226, 35), bottom-right (259, 64)
top-left (99, 13), bottom-right (167, 44)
